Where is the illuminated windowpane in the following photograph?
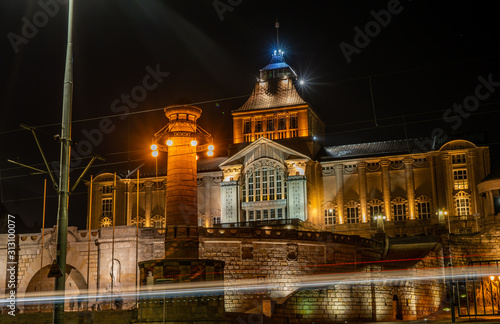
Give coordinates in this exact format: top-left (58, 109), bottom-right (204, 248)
top-left (324, 208), bottom-right (336, 225)
top-left (393, 204), bottom-right (406, 221)
top-left (453, 169), bottom-right (468, 190)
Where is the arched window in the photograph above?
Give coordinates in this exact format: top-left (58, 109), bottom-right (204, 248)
top-left (242, 165), bottom-right (285, 202)
top-left (241, 160), bottom-right (287, 222)
top-left (131, 215), bottom-right (145, 227)
top-left (392, 197), bottom-right (407, 221)
top-left (345, 200), bottom-right (359, 224)
top-left (100, 217), bottom-right (112, 228)
top-left (416, 195), bottom-right (432, 219)
top-left (151, 215), bottom-right (165, 228)
top-left (454, 191), bottom-right (471, 217)
top-left (368, 199), bottom-right (384, 222)
top-left (323, 202), bottom-right (337, 225)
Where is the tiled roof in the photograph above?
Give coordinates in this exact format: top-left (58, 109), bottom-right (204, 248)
top-left (261, 62), bottom-right (291, 71)
top-left (324, 132), bottom-right (488, 160)
top-left (324, 139), bottom-right (428, 159)
top-left (480, 165), bottom-right (500, 182)
top-left (197, 156), bottom-right (228, 172)
top-left (235, 79), bottom-right (307, 111)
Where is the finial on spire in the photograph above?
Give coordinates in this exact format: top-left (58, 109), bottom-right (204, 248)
top-left (275, 17), bottom-right (280, 51)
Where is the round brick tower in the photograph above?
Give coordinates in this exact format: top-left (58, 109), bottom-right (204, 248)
top-left (138, 105), bottom-right (225, 322)
top-left (163, 105), bottom-right (201, 259)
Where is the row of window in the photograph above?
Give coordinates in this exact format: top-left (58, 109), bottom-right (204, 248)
top-left (242, 166), bottom-right (285, 202)
top-left (324, 194), bottom-right (471, 225)
top-left (243, 114), bottom-right (298, 134)
top-left (244, 208), bottom-right (285, 221)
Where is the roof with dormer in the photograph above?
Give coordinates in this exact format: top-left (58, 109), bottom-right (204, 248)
top-left (234, 53), bottom-right (306, 112)
top-left (235, 80), bottom-right (307, 112)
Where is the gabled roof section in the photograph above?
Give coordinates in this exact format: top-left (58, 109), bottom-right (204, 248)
top-left (220, 137), bottom-right (310, 168)
top-left (235, 79), bottom-right (307, 112)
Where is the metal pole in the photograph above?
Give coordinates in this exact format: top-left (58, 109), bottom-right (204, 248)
top-left (136, 170), bottom-right (139, 306)
top-left (86, 176), bottom-right (93, 311)
top-left (54, 0), bottom-right (74, 322)
top-left (40, 179), bottom-right (47, 312)
top-left (111, 173), bottom-right (116, 308)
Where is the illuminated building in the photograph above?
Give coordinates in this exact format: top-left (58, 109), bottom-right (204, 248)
top-left (2, 50), bottom-right (500, 322)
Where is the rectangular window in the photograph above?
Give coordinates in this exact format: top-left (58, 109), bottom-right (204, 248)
top-left (248, 175), bottom-right (254, 201)
top-left (369, 205), bottom-right (383, 222)
top-left (393, 204), bottom-right (406, 221)
top-left (243, 120), bottom-right (251, 134)
top-left (324, 208), bottom-right (336, 225)
top-left (255, 170), bottom-right (261, 201)
top-left (270, 209), bottom-right (276, 219)
top-left (249, 210), bottom-right (254, 221)
top-left (276, 173), bottom-right (282, 199)
top-left (262, 168), bottom-right (268, 200)
top-left (456, 198), bottom-right (470, 216)
top-left (277, 208), bottom-right (283, 219)
top-left (267, 118), bottom-right (274, 131)
top-left (418, 202), bottom-right (431, 219)
top-left (278, 116), bottom-right (286, 130)
top-left (255, 119), bottom-right (263, 133)
top-left (454, 169), bottom-right (468, 190)
top-left (452, 154), bottom-right (466, 164)
top-left (290, 114), bottom-right (298, 129)
top-left (269, 170), bottom-right (275, 199)
top-left (102, 198), bottom-right (113, 218)
top-left (346, 207), bottom-right (358, 224)
top-left (256, 210), bottom-right (261, 220)
top-left (263, 210), bottom-right (268, 220)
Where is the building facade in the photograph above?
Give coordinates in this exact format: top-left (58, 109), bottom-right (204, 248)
top-left (88, 51), bottom-right (493, 240)
top-left (3, 50), bottom-right (500, 322)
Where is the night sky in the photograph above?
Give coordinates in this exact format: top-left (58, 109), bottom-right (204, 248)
top-left (1, 0), bottom-right (499, 230)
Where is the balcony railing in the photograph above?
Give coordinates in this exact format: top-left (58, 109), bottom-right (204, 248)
top-left (211, 218), bottom-right (304, 229)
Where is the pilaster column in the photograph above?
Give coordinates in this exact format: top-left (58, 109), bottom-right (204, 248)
top-left (488, 191), bottom-right (495, 216)
top-left (380, 160), bottom-right (392, 221)
top-left (442, 155), bottom-right (454, 216)
top-left (91, 183), bottom-right (101, 229)
top-left (203, 176), bottom-right (212, 227)
top-left (125, 181), bottom-right (132, 226)
top-left (404, 157), bottom-right (416, 220)
top-left (467, 151), bottom-right (478, 215)
top-left (334, 164), bottom-right (344, 224)
top-left (358, 162), bottom-right (368, 223)
top-left (145, 181), bottom-right (153, 227)
top-left (429, 154), bottom-right (438, 214)
top-left (285, 113), bottom-right (290, 138)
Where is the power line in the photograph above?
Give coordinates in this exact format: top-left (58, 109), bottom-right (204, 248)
top-left (3, 54), bottom-right (499, 136)
top-left (0, 95), bottom-right (250, 135)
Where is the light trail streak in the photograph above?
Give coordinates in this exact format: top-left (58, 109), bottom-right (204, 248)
top-left (2, 263), bottom-right (499, 309)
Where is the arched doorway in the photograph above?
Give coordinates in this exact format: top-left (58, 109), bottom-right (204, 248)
top-left (393, 294), bottom-right (403, 320)
top-left (24, 264), bottom-right (87, 312)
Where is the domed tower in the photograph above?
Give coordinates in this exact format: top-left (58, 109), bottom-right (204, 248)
top-left (232, 50), bottom-right (324, 157)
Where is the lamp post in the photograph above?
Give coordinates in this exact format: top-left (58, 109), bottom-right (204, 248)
top-left (374, 215), bottom-right (386, 233)
top-left (437, 208), bottom-right (449, 233)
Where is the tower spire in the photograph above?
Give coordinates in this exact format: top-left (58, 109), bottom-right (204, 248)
top-left (275, 17), bottom-right (279, 51)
